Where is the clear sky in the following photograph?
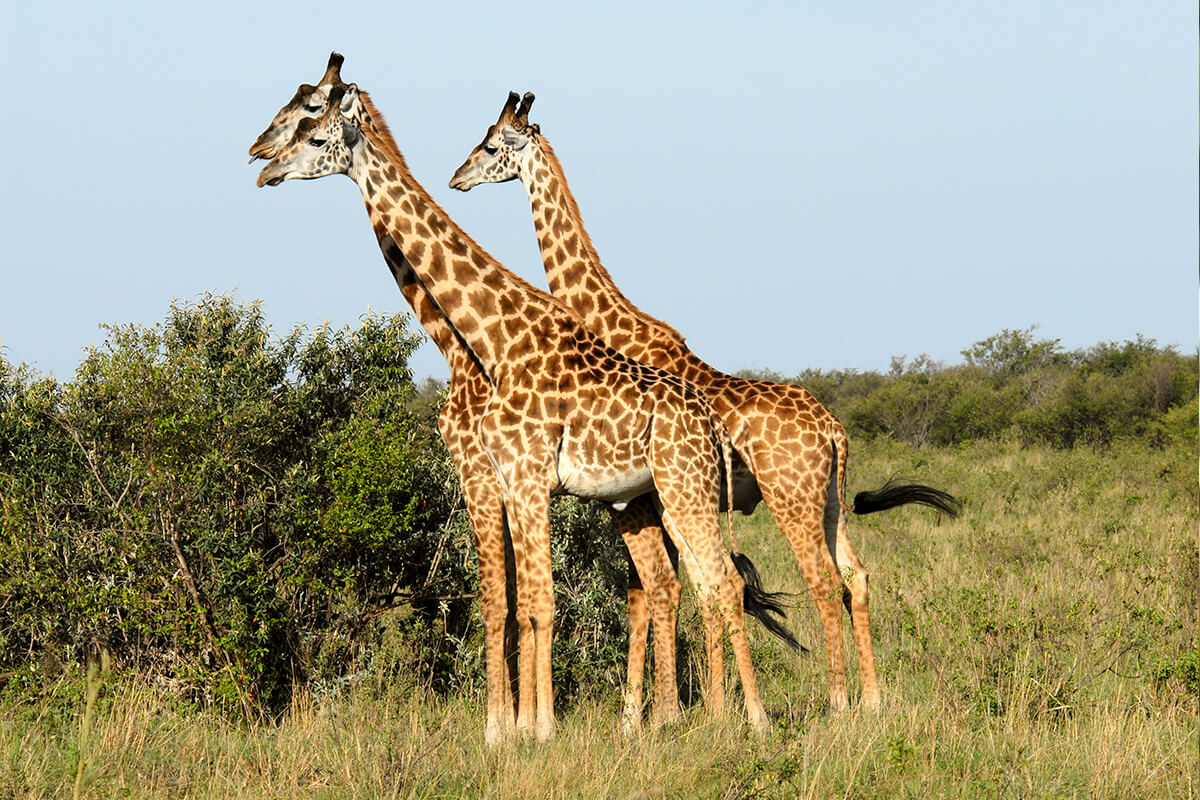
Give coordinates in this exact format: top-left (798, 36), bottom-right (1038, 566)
top-left (3, 3), bottom-right (1196, 383)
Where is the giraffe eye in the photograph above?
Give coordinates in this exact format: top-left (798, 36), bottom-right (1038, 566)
top-left (310, 137), bottom-right (328, 148)
top-left (483, 145), bottom-right (498, 155)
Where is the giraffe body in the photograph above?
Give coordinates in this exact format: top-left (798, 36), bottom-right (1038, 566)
top-left (450, 94), bottom-right (961, 712)
top-left (256, 81), bottom-right (769, 739)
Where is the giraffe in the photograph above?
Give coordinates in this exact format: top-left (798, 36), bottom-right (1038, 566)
top-left (255, 81), bottom-right (776, 740)
top-left (247, 56), bottom-right (688, 741)
top-left (449, 93), bottom-right (961, 712)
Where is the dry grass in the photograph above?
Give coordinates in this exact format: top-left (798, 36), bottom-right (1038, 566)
top-left (3, 438), bottom-right (1196, 798)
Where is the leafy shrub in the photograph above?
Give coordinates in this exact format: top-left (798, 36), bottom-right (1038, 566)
top-left (789, 328), bottom-right (1196, 449)
top-left (0, 295), bottom-right (469, 714)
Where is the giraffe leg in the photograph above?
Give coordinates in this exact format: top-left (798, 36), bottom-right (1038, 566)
top-left (616, 497), bottom-right (681, 733)
top-left (658, 503), bottom-right (768, 732)
top-left (508, 513), bottom-right (538, 736)
top-left (716, 552), bottom-right (769, 731)
top-left (619, 541), bottom-right (650, 735)
top-left (502, 469), bottom-right (556, 742)
top-left (650, 532), bottom-right (682, 726)
top-left (703, 599), bottom-right (726, 716)
top-left (461, 473), bottom-right (516, 746)
top-left (825, 467), bottom-right (879, 710)
top-left (762, 470), bottom-right (850, 713)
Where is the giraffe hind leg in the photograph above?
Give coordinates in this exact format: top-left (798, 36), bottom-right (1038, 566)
top-left (825, 455), bottom-right (880, 710)
top-left (765, 477), bottom-right (850, 712)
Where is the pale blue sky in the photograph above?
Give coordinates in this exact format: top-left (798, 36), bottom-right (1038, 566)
top-left (2, 2), bottom-right (1196, 382)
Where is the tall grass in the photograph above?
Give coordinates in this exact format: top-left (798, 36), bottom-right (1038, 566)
top-left (3, 438), bottom-right (1195, 798)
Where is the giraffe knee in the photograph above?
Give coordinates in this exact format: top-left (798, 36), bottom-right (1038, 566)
top-left (839, 562), bottom-right (869, 590)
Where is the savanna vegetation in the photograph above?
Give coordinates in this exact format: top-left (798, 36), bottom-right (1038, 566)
top-left (1, 297), bottom-right (1195, 798)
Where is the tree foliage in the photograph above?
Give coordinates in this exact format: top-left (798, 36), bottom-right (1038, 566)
top-left (0, 296), bottom-right (473, 713)
top-left (789, 326), bottom-right (1197, 450)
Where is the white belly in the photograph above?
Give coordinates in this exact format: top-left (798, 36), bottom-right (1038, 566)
top-left (555, 448), bottom-right (655, 510)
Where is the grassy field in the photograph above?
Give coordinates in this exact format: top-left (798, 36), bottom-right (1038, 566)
top-left (3, 438), bottom-right (1196, 798)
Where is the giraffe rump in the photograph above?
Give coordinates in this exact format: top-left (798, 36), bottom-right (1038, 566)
top-left (732, 552), bottom-right (803, 651)
top-left (852, 479), bottom-right (962, 517)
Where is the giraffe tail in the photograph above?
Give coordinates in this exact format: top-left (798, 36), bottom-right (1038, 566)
top-left (715, 414), bottom-right (737, 555)
top-left (829, 418), bottom-right (961, 518)
top-left (732, 552), bottom-right (803, 651)
top-left (852, 480), bottom-right (962, 517)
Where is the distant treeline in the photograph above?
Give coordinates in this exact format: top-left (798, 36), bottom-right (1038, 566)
top-left (740, 325), bottom-right (1197, 450)
top-left (1, 298), bottom-right (1194, 715)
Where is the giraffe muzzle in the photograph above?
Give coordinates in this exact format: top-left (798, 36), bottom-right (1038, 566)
top-left (256, 166), bottom-right (287, 188)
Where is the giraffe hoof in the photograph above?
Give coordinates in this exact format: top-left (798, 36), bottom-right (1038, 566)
top-left (649, 705), bottom-right (680, 729)
top-left (621, 710), bottom-right (642, 738)
top-left (747, 705), bottom-right (771, 734)
top-left (533, 721), bottom-right (556, 742)
top-left (484, 720), bottom-right (509, 747)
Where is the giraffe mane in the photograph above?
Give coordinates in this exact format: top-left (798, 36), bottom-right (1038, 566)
top-left (354, 90), bottom-right (409, 168)
top-left (534, 132), bottom-right (690, 348)
top-left (355, 89), bottom-right (561, 306)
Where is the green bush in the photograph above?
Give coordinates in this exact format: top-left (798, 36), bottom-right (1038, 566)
top-left (0, 295), bottom-right (471, 714)
top-left (790, 328), bottom-right (1196, 449)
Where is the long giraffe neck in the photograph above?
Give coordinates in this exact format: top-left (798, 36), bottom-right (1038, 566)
top-left (378, 239), bottom-right (484, 379)
top-left (354, 94), bottom-right (565, 381)
top-left (521, 135), bottom-right (726, 393)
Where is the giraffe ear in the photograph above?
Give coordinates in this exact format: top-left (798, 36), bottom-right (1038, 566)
top-left (500, 126), bottom-right (527, 148)
top-left (338, 83), bottom-right (358, 112)
top-left (342, 119), bottom-right (360, 148)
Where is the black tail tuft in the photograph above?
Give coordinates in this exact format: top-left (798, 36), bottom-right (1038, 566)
top-left (732, 552), bottom-right (805, 652)
top-left (852, 480), bottom-right (962, 517)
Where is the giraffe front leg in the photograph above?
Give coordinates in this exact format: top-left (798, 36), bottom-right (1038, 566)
top-left (620, 543), bottom-right (649, 736)
top-left (503, 472), bottom-right (556, 742)
top-left (463, 475), bottom-right (516, 746)
top-left (616, 498), bottom-right (681, 733)
top-left (648, 533), bottom-right (682, 728)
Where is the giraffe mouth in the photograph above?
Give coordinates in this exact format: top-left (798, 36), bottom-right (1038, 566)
top-left (256, 166), bottom-right (288, 188)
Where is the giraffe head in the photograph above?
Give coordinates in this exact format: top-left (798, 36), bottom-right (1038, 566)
top-left (256, 85), bottom-right (362, 187)
top-left (248, 52), bottom-right (350, 161)
top-left (448, 91), bottom-right (538, 191)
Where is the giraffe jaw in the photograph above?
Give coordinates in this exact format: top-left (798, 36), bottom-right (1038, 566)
top-left (256, 165), bottom-right (288, 187)
top-left (448, 163), bottom-right (480, 191)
